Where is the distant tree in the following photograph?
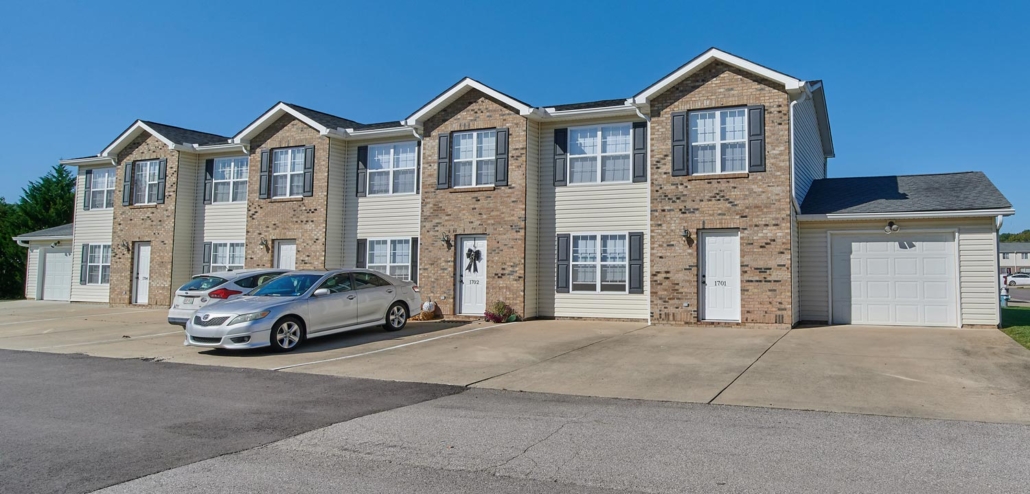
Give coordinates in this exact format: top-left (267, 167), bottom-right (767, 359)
top-left (1001, 230), bottom-right (1030, 243)
top-left (0, 198), bottom-right (25, 298)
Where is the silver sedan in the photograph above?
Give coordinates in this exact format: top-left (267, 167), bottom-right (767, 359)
top-left (184, 269), bottom-right (422, 351)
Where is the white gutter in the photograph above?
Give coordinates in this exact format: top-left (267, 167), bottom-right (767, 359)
top-left (59, 156), bottom-right (117, 167)
top-left (191, 143), bottom-right (249, 155)
top-left (797, 208), bottom-right (1016, 221)
top-left (12, 235), bottom-right (71, 247)
top-left (539, 105), bottom-right (639, 121)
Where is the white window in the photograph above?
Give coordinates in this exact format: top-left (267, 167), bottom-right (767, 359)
top-left (690, 108), bottom-right (747, 175)
top-left (86, 244), bottom-right (111, 285)
top-left (213, 157), bottom-right (248, 203)
top-left (1022, 253), bottom-right (1029, 260)
top-left (452, 130), bottom-right (496, 187)
top-left (89, 168), bottom-right (116, 209)
top-left (568, 124), bottom-right (632, 184)
top-left (1003, 253), bottom-right (1011, 259)
top-left (367, 238), bottom-right (412, 280)
top-left (272, 147), bottom-right (306, 198)
top-left (133, 160), bottom-right (161, 204)
top-left (210, 242), bottom-right (245, 272)
top-left (368, 142), bottom-right (417, 195)
top-left (570, 234), bottom-right (628, 293)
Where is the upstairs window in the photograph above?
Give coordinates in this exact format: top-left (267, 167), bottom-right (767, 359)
top-left (89, 168), bottom-right (116, 209)
top-left (452, 130), bottom-right (496, 187)
top-left (368, 142), bottom-right (417, 195)
top-left (367, 238), bottom-right (412, 280)
top-left (568, 124), bottom-right (632, 184)
top-left (133, 160), bottom-right (161, 204)
top-left (1003, 253), bottom-right (1011, 259)
top-left (272, 147), bottom-right (306, 198)
top-left (690, 108), bottom-right (747, 175)
top-left (213, 157), bottom-right (248, 203)
top-left (210, 242), bottom-right (245, 272)
top-left (571, 234), bottom-right (628, 293)
top-left (1022, 253), bottom-right (1029, 260)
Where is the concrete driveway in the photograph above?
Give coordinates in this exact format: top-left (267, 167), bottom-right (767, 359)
top-left (2, 300), bottom-right (1030, 424)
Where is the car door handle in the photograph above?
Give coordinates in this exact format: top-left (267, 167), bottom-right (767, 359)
top-left (347, 295), bottom-right (356, 300)
top-left (386, 289), bottom-right (393, 294)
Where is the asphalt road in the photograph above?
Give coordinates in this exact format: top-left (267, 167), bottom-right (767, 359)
top-left (1007, 286), bottom-right (1030, 302)
top-left (0, 349), bottom-right (460, 494)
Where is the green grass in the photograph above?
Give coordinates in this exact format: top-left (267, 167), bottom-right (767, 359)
top-left (1001, 306), bottom-right (1030, 350)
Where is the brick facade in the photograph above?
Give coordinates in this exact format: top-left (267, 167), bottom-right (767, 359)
top-left (109, 132), bottom-right (180, 306)
top-left (648, 62), bottom-right (793, 327)
top-left (419, 90), bottom-right (529, 316)
top-left (244, 115), bottom-right (331, 270)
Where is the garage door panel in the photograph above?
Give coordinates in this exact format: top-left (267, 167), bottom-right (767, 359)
top-left (923, 257), bottom-right (948, 275)
top-left (895, 258), bottom-right (918, 276)
top-left (896, 305), bottom-right (920, 324)
top-left (42, 249), bottom-right (72, 301)
top-left (895, 281), bottom-right (919, 299)
top-left (867, 281), bottom-right (891, 298)
top-left (868, 258), bottom-right (890, 276)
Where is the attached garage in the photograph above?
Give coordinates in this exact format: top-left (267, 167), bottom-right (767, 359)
top-left (797, 173), bottom-right (1013, 328)
top-left (13, 224), bottom-right (74, 301)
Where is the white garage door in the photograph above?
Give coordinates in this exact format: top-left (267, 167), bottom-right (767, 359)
top-left (831, 233), bottom-right (957, 327)
top-left (42, 248), bottom-right (72, 301)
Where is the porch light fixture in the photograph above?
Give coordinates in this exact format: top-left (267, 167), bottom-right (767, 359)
top-left (884, 221), bottom-right (900, 234)
top-left (681, 229), bottom-right (692, 241)
top-left (259, 238), bottom-right (269, 251)
top-left (120, 240), bottom-right (130, 252)
top-left (441, 235), bottom-right (452, 251)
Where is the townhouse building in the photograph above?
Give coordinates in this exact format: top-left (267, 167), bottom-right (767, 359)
top-left (42, 48), bottom-right (1012, 329)
top-left (999, 243), bottom-right (1030, 274)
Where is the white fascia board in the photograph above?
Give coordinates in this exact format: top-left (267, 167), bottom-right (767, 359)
top-left (101, 120), bottom-right (176, 157)
top-left (404, 78), bottom-right (532, 127)
top-left (633, 48), bottom-right (805, 105)
top-left (340, 125), bottom-right (416, 140)
top-left (191, 143), bottom-right (249, 155)
top-left (797, 209), bottom-right (1016, 222)
top-left (539, 104), bottom-right (640, 121)
top-left (233, 103), bottom-right (328, 144)
top-left (13, 235), bottom-right (72, 242)
top-left (59, 156), bottom-right (117, 167)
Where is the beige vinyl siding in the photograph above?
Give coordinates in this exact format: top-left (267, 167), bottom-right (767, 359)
top-left (524, 120), bottom-right (539, 318)
top-left (171, 152), bottom-right (198, 289)
top-left (798, 217), bottom-right (999, 327)
top-left (193, 152), bottom-right (249, 274)
top-left (71, 166), bottom-right (114, 303)
top-left (325, 139), bottom-right (346, 268)
top-left (342, 136), bottom-right (422, 268)
top-left (538, 117), bottom-right (650, 319)
top-left (792, 96), bottom-right (824, 204)
top-left (791, 207), bottom-right (800, 324)
top-left (24, 245), bottom-right (40, 299)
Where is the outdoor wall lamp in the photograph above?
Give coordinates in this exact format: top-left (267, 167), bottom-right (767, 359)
top-left (681, 229), bottom-right (692, 241)
top-left (259, 238), bottom-right (269, 252)
top-left (441, 235), bottom-right (452, 251)
top-left (884, 221), bottom-right (900, 234)
top-left (120, 240), bottom-right (130, 252)
top-left (50, 241), bottom-right (60, 248)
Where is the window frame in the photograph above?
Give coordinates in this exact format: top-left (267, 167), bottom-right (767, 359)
top-left (133, 159), bottom-right (161, 205)
top-left (1003, 253), bottom-right (1011, 259)
top-left (566, 123), bottom-right (633, 185)
top-left (568, 232), bottom-right (630, 294)
top-left (271, 147), bottom-right (306, 198)
top-left (212, 156), bottom-right (249, 204)
top-left (367, 141), bottom-right (418, 196)
top-left (688, 107), bottom-right (749, 176)
top-left (1022, 253), bottom-right (1029, 260)
top-left (209, 241), bottom-right (246, 272)
top-left (451, 129), bottom-right (497, 188)
top-left (86, 244), bottom-right (111, 285)
top-left (365, 238), bottom-right (413, 281)
top-left (89, 167), bottom-right (117, 210)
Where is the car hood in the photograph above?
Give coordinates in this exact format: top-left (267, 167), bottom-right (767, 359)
top-left (197, 295), bottom-right (300, 315)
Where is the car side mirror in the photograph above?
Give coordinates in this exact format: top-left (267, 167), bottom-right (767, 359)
top-left (313, 288), bottom-right (330, 297)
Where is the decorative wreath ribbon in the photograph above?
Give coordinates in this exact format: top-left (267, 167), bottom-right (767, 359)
top-left (465, 248), bottom-right (482, 273)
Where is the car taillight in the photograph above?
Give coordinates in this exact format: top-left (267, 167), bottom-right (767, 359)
top-left (209, 288), bottom-right (242, 299)
top-left (411, 285), bottom-right (420, 292)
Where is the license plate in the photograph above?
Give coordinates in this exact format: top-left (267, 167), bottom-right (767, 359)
top-left (183, 297), bottom-right (195, 305)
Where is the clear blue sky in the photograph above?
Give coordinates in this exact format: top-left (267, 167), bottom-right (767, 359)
top-left (1, 1), bottom-right (1026, 231)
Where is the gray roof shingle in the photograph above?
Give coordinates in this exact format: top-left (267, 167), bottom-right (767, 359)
top-left (14, 223), bottom-right (73, 240)
top-left (141, 121), bottom-right (229, 146)
top-left (548, 99), bottom-right (628, 111)
top-left (800, 172), bottom-right (1012, 215)
top-left (1000, 243), bottom-right (1030, 253)
top-left (283, 103), bottom-right (362, 130)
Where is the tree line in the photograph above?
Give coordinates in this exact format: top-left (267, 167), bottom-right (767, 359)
top-left (0, 165), bottom-right (75, 298)
top-left (1001, 231), bottom-right (1030, 243)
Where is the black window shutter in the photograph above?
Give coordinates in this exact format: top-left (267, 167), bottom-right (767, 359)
top-left (410, 237), bottom-right (419, 283)
top-left (356, 239), bottom-right (367, 268)
top-left (259, 151), bottom-right (270, 199)
top-left (494, 128), bottom-right (509, 186)
top-left (632, 122), bottom-right (647, 183)
top-left (671, 112), bottom-right (688, 176)
top-left (203, 159), bottom-right (214, 204)
top-left (436, 134), bottom-right (450, 189)
top-left (83, 169), bottom-right (93, 210)
top-left (122, 162), bottom-right (133, 206)
top-left (555, 234), bottom-right (570, 293)
top-left (747, 105), bottom-right (766, 173)
top-left (202, 242), bottom-right (212, 273)
top-left (303, 145), bottom-right (315, 197)
top-left (79, 244), bottom-right (89, 285)
top-left (628, 232), bottom-right (644, 294)
top-left (415, 141), bottom-right (422, 194)
top-left (356, 145), bottom-right (368, 197)
top-left (553, 128), bottom-right (567, 186)
top-left (156, 158), bottom-right (167, 204)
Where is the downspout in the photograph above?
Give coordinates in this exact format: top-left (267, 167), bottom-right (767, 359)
top-left (997, 214), bottom-right (1004, 327)
top-left (634, 105), bottom-right (652, 326)
top-left (410, 127), bottom-right (424, 288)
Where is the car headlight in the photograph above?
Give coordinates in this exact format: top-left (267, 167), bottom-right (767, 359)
top-left (228, 311), bottom-right (270, 326)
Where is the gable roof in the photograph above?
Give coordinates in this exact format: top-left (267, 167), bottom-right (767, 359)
top-left (799, 172), bottom-right (1012, 216)
top-left (13, 223), bottom-right (73, 241)
top-left (403, 77), bottom-right (533, 127)
top-left (100, 120), bottom-right (230, 157)
top-left (547, 99), bottom-right (628, 112)
top-left (632, 48), bottom-right (805, 105)
top-left (1000, 243), bottom-right (1030, 253)
top-left (233, 102), bottom-right (363, 143)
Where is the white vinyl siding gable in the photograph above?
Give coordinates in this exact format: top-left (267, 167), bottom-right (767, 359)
top-left (72, 167), bottom-right (114, 303)
top-left (792, 95), bottom-right (825, 204)
top-left (191, 152), bottom-right (246, 276)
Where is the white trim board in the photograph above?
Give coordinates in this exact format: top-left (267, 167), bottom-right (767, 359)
top-left (404, 78), bottom-right (533, 127)
top-left (798, 209), bottom-right (1015, 222)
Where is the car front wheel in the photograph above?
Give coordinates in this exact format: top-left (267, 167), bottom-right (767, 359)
top-left (384, 303), bottom-right (408, 332)
top-left (270, 317), bottom-right (304, 352)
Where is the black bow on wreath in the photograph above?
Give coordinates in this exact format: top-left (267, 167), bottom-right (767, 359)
top-left (465, 248), bottom-right (482, 273)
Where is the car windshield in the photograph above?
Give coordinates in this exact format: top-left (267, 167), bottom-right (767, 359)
top-left (179, 276), bottom-right (227, 292)
top-left (249, 274), bottom-right (322, 297)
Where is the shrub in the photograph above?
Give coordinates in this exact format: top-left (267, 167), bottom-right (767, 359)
top-left (484, 300), bottom-right (519, 323)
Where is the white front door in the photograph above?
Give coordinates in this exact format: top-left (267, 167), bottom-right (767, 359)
top-left (42, 248), bottom-right (72, 301)
top-left (458, 236), bottom-right (487, 315)
top-left (275, 240), bottom-right (297, 270)
top-left (831, 233), bottom-right (957, 327)
top-left (133, 242), bottom-right (151, 305)
top-left (701, 231), bottom-right (740, 321)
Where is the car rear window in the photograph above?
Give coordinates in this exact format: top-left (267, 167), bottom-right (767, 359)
top-left (235, 272), bottom-right (284, 289)
top-left (179, 276), bottom-right (227, 292)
